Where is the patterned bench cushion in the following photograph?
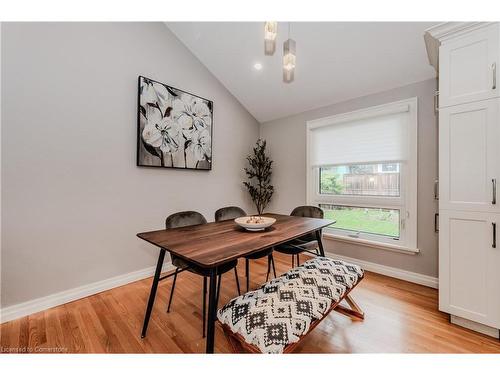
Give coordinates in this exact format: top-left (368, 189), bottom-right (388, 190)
top-left (217, 257), bottom-right (364, 354)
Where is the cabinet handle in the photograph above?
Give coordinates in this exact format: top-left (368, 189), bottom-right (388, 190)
top-left (433, 90), bottom-right (439, 113)
top-left (493, 63), bottom-right (497, 90)
top-left (434, 213), bottom-right (439, 233)
top-left (493, 222), bottom-right (497, 248)
top-left (493, 178), bottom-right (497, 205)
top-left (434, 179), bottom-right (439, 200)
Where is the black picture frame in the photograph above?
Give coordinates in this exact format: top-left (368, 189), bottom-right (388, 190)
top-left (136, 75), bottom-right (214, 170)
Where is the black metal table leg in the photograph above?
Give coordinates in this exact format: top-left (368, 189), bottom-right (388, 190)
top-left (316, 230), bottom-right (325, 257)
top-left (166, 268), bottom-right (179, 312)
top-left (234, 267), bottom-right (241, 295)
top-left (215, 274), bottom-right (222, 308)
top-left (141, 248), bottom-right (166, 338)
top-left (205, 266), bottom-right (218, 353)
top-left (271, 254), bottom-right (277, 278)
top-left (266, 254), bottom-right (272, 282)
top-left (202, 276), bottom-right (207, 338)
top-left (245, 258), bottom-right (250, 292)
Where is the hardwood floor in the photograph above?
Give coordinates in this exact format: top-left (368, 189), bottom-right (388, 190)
top-left (1, 253), bottom-right (499, 353)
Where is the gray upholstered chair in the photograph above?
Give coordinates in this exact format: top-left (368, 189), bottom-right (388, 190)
top-left (214, 206), bottom-right (247, 222)
top-left (274, 206), bottom-right (325, 267)
top-left (214, 206), bottom-right (276, 292)
top-left (165, 211), bottom-right (240, 338)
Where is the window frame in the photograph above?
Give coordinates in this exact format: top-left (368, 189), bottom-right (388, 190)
top-left (306, 98), bottom-right (418, 253)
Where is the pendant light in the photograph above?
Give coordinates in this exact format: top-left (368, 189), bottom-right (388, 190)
top-left (283, 23), bottom-right (296, 83)
top-left (264, 22), bottom-right (277, 55)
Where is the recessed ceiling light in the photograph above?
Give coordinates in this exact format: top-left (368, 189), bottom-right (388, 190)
top-left (253, 63), bottom-right (263, 71)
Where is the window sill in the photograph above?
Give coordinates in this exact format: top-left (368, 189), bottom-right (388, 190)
top-left (322, 232), bottom-right (420, 255)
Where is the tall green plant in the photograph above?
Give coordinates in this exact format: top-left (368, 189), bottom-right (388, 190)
top-left (243, 139), bottom-right (274, 215)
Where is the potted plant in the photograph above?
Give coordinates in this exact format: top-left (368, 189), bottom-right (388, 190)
top-left (243, 139), bottom-right (274, 216)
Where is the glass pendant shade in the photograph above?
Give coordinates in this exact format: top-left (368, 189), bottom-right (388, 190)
top-left (283, 38), bottom-right (296, 83)
top-left (264, 22), bottom-right (277, 55)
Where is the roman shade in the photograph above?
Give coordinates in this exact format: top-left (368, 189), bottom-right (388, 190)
top-left (309, 105), bottom-right (410, 167)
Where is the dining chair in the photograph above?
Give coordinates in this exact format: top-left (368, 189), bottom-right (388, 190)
top-left (274, 205), bottom-right (325, 267)
top-left (165, 210), bottom-right (241, 338)
top-left (214, 206), bottom-right (276, 292)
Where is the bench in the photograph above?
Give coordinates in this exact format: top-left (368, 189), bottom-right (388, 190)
top-left (217, 256), bottom-right (364, 353)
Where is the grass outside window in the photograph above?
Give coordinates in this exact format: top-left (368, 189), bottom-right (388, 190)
top-left (320, 204), bottom-right (400, 238)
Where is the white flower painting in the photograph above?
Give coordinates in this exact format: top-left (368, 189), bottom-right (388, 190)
top-left (137, 76), bottom-right (213, 170)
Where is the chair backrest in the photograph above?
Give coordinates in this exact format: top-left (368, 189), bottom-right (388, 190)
top-left (165, 211), bottom-right (207, 229)
top-left (214, 206), bottom-right (247, 222)
top-left (290, 205), bottom-right (324, 219)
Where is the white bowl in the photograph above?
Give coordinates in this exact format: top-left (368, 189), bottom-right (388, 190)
top-left (234, 216), bottom-right (276, 231)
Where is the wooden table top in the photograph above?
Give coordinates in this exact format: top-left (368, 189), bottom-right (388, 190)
top-left (137, 213), bottom-right (334, 268)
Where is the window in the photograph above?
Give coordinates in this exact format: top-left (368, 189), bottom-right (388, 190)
top-left (306, 98), bottom-right (418, 252)
top-left (381, 163), bottom-right (399, 173)
top-left (319, 163), bottom-right (400, 196)
top-left (319, 204), bottom-right (400, 238)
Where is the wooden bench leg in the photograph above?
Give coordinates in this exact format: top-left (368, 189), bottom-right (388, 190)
top-left (221, 324), bottom-right (256, 353)
top-left (222, 326), bottom-right (239, 353)
top-left (334, 294), bottom-right (365, 320)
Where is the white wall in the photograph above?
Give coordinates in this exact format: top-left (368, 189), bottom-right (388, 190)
top-left (1, 23), bottom-right (259, 308)
top-left (260, 79), bottom-right (438, 277)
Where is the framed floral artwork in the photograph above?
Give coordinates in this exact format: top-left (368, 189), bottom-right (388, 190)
top-left (137, 76), bottom-right (213, 170)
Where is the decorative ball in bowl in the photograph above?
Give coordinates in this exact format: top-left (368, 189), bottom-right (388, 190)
top-left (234, 216), bottom-right (276, 232)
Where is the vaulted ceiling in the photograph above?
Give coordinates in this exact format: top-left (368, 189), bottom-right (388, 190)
top-left (167, 22), bottom-right (438, 123)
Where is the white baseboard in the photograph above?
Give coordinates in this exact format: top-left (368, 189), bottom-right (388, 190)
top-left (0, 252), bottom-right (439, 324)
top-left (451, 315), bottom-right (499, 338)
top-left (0, 261), bottom-right (174, 324)
top-left (325, 251), bottom-right (439, 289)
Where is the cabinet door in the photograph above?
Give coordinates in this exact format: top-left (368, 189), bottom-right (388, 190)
top-left (439, 210), bottom-right (500, 328)
top-left (439, 99), bottom-right (500, 212)
top-left (439, 23), bottom-right (499, 108)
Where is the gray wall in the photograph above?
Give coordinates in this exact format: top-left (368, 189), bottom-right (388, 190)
top-left (1, 23), bottom-right (259, 307)
top-left (260, 79), bottom-right (438, 277)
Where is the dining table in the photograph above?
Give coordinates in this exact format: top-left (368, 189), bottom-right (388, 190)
top-left (136, 212), bottom-right (334, 353)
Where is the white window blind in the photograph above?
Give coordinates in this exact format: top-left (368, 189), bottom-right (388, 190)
top-left (309, 106), bottom-right (410, 167)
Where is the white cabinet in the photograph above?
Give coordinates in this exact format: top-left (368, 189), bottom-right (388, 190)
top-left (439, 99), bottom-right (500, 212)
top-left (426, 22), bottom-right (500, 334)
top-left (439, 210), bottom-right (500, 328)
top-left (439, 23), bottom-right (499, 108)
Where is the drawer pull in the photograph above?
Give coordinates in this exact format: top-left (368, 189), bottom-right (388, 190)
top-left (493, 222), bottom-right (497, 248)
top-left (493, 178), bottom-right (497, 205)
top-left (493, 63), bottom-right (497, 90)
